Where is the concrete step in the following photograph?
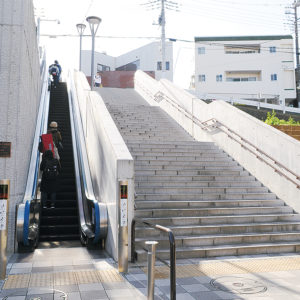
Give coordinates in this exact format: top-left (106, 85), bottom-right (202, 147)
top-left (134, 165), bottom-right (244, 171)
top-left (135, 180), bottom-right (261, 188)
top-left (134, 160), bottom-right (237, 167)
top-left (135, 186), bottom-right (269, 195)
top-left (135, 206), bottom-right (292, 218)
top-left (136, 232), bottom-right (300, 249)
top-left (135, 199), bottom-right (285, 209)
top-left (135, 175), bottom-right (256, 182)
top-left (132, 152), bottom-right (228, 159)
top-left (133, 155), bottom-right (231, 162)
top-left (135, 222), bottom-right (300, 238)
top-left (135, 192), bottom-right (276, 201)
top-left (135, 169), bottom-right (250, 176)
top-left (135, 241), bottom-right (300, 261)
top-left (139, 214), bottom-right (300, 226)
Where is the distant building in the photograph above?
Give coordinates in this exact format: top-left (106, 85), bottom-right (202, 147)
top-left (81, 41), bottom-right (173, 82)
top-left (194, 35), bottom-right (296, 106)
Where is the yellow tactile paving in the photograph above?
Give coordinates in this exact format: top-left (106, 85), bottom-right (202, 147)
top-left (5, 256), bottom-right (300, 289)
top-left (29, 273), bottom-right (53, 287)
top-left (75, 270), bottom-right (99, 284)
top-left (54, 272), bottom-right (77, 286)
top-left (3, 274), bottom-right (30, 289)
top-left (97, 269), bottom-right (124, 282)
top-left (141, 256), bottom-right (300, 279)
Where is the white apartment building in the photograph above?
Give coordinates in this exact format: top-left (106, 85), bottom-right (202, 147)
top-left (194, 35), bottom-right (296, 105)
top-left (81, 41), bottom-right (173, 81)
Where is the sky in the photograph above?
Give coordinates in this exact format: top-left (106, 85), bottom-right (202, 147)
top-left (33, 0), bottom-right (294, 88)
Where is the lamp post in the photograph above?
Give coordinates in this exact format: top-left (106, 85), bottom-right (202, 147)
top-left (86, 16), bottom-right (101, 90)
top-left (76, 23), bottom-right (86, 71)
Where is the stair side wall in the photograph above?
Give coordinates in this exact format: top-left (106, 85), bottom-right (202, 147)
top-left (134, 70), bottom-right (300, 213)
top-left (0, 0), bottom-right (40, 255)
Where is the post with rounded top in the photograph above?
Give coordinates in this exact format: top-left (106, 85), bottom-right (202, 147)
top-left (86, 16), bottom-right (101, 90)
top-left (76, 23), bottom-right (86, 72)
top-left (146, 241), bottom-right (158, 300)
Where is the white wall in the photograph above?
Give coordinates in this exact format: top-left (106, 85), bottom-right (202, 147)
top-left (135, 70), bottom-right (300, 214)
top-left (0, 0), bottom-right (40, 255)
top-left (81, 50), bottom-right (116, 76)
top-left (74, 71), bottom-right (134, 262)
top-left (195, 37), bottom-right (296, 103)
top-left (81, 42), bottom-right (173, 81)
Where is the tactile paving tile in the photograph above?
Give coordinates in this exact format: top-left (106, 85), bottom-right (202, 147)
top-left (75, 270), bottom-right (99, 284)
top-left (54, 272), bottom-right (77, 286)
top-left (97, 269), bottom-right (124, 282)
top-left (142, 256), bottom-right (300, 279)
top-left (29, 273), bottom-right (53, 287)
top-left (3, 274), bottom-right (30, 289)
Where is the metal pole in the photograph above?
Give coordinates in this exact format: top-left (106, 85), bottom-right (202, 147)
top-left (161, 0), bottom-right (166, 78)
top-left (146, 241), bottom-right (158, 300)
top-left (169, 232), bottom-right (176, 300)
top-left (0, 180), bottom-right (10, 280)
top-left (91, 32), bottom-right (95, 90)
top-left (79, 34), bottom-right (83, 71)
top-left (294, 1), bottom-right (300, 107)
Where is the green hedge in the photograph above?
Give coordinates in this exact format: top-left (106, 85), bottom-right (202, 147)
top-left (265, 110), bottom-right (300, 125)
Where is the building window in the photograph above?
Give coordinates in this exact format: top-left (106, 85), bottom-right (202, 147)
top-left (157, 61), bottom-right (170, 71)
top-left (270, 46), bottom-right (276, 53)
top-left (216, 74), bottom-right (222, 82)
top-left (271, 74), bottom-right (277, 81)
top-left (166, 61), bottom-right (170, 71)
top-left (198, 47), bottom-right (205, 54)
top-left (198, 74), bottom-right (206, 82)
top-left (97, 64), bottom-right (110, 72)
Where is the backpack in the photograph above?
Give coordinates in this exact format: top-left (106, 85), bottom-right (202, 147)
top-left (39, 134), bottom-right (54, 156)
top-left (49, 65), bottom-right (58, 75)
top-left (44, 160), bottom-right (59, 180)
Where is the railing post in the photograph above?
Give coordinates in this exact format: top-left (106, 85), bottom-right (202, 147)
top-left (169, 232), bottom-right (176, 300)
top-left (131, 219), bottom-right (136, 262)
top-left (145, 241), bottom-right (158, 300)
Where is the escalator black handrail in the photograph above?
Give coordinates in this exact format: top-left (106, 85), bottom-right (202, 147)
top-left (67, 69), bottom-right (107, 243)
top-left (16, 48), bottom-right (50, 246)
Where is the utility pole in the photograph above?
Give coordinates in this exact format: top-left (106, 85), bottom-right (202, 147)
top-left (294, 0), bottom-right (300, 107)
top-left (142, 0), bottom-right (179, 79)
top-left (160, 0), bottom-right (166, 77)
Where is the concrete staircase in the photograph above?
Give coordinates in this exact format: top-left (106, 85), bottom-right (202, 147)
top-left (99, 88), bottom-right (300, 261)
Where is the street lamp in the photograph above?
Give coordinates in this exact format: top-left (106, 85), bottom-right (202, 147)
top-left (86, 16), bottom-right (101, 90)
top-left (76, 23), bottom-right (86, 71)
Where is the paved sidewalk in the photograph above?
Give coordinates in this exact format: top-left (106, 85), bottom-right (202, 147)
top-left (1, 242), bottom-right (300, 299)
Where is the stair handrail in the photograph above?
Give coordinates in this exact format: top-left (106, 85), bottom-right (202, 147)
top-left (142, 82), bottom-right (300, 190)
top-left (131, 218), bottom-right (176, 300)
top-left (16, 47), bottom-right (50, 246)
top-left (67, 70), bottom-right (108, 244)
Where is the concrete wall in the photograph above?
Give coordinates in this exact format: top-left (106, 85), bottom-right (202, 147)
top-left (81, 42), bottom-right (173, 81)
top-left (74, 71), bottom-right (134, 262)
top-left (195, 36), bottom-right (296, 104)
top-left (135, 70), bottom-right (300, 214)
top-left (0, 0), bottom-right (40, 255)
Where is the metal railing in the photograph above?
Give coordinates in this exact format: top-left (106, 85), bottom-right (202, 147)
top-left (131, 218), bottom-right (176, 300)
top-left (143, 82), bottom-right (300, 190)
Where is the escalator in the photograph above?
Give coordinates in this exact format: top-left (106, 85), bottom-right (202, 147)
top-left (16, 64), bottom-right (107, 250)
top-left (39, 83), bottom-right (79, 241)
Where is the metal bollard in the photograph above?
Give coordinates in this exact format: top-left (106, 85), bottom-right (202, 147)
top-left (145, 241), bottom-right (158, 300)
top-left (0, 179), bottom-right (10, 280)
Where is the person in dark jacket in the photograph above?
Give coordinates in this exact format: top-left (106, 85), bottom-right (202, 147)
top-left (40, 150), bottom-right (61, 209)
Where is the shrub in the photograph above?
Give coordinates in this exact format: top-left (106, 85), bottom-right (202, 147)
top-left (265, 110), bottom-right (300, 125)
